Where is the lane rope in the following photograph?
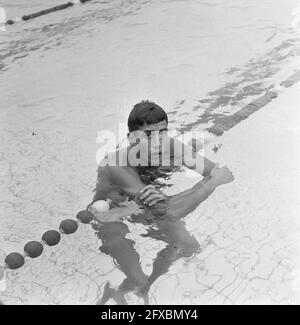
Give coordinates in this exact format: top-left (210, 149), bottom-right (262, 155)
top-left (207, 70), bottom-right (300, 136)
top-left (0, 210), bottom-right (96, 278)
top-left (4, 0), bottom-right (93, 26)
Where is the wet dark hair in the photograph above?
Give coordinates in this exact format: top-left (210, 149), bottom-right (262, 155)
top-left (127, 100), bottom-right (168, 132)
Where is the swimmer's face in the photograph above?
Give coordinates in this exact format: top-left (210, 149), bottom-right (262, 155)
top-left (128, 120), bottom-right (169, 166)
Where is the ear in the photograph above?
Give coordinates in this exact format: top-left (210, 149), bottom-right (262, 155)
top-left (128, 132), bottom-right (136, 145)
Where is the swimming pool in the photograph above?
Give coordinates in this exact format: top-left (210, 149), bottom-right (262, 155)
top-left (0, 0), bottom-right (300, 304)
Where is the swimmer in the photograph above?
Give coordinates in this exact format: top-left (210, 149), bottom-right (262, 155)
top-left (91, 100), bottom-right (234, 304)
top-left (91, 100), bottom-right (233, 212)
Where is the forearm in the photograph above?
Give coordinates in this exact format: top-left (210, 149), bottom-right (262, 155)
top-left (202, 157), bottom-right (216, 177)
top-left (164, 176), bottom-right (219, 220)
top-left (185, 151), bottom-right (216, 177)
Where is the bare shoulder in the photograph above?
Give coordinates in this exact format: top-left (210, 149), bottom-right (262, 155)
top-left (107, 165), bottom-right (141, 186)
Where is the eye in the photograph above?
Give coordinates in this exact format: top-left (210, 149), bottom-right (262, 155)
top-left (144, 130), bottom-right (152, 138)
top-left (144, 128), bottom-right (168, 138)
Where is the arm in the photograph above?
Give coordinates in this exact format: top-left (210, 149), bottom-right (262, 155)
top-left (107, 166), bottom-right (146, 200)
top-left (157, 165), bottom-right (234, 220)
top-left (87, 165), bottom-right (145, 209)
top-left (107, 163), bottom-right (233, 219)
top-left (166, 176), bottom-right (220, 220)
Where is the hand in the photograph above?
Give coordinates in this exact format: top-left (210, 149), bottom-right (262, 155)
top-left (210, 164), bottom-right (234, 186)
top-left (137, 185), bottom-right (167, 207)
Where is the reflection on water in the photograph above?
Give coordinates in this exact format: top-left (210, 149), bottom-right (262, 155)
top-left (94, 201), bottom-right (201, 305)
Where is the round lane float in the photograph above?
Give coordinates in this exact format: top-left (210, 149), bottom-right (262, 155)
top-left (59, 219), bottom-right (78, 234)
top-left (76, 210), bottom-right (94, 224)
top-left (1, 208), bottom-right (96, 272)
top-left (42, 230), bottom-right (61, 246)
top-left (24, 241), bottom-right (43, 258)
top-left (5, 252), bottom-right (25, 270)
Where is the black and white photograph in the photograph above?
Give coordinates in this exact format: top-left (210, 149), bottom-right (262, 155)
top-left (0, 0), bottom-right (300, 307)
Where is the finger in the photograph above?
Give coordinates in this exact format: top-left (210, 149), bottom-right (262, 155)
top-left (139, 185), bottom-right (155, 193)
top-left (148, 200), bottom-right (159, 207)
top-left (143, 194), bottom-right (166, 205)
top-left (143, 194), bottom-right (164, 205)
top-left (140, 188), bottom-right (158, 197)
top-left (138, 185), bottom-right (156, 200)
top-left (148, 198), bottom-right (166, 207)
top-left (148, 201), bottom-right (168, 210)
top-left (139, 189), bottom-right (159, 200)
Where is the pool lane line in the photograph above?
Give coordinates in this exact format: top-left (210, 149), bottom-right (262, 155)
top-left (5, 0), bottom-right (93, 26)
top-left (0, 211), bottom-right (95, 277)
top-left (207, 70), bottom-right (300, 136)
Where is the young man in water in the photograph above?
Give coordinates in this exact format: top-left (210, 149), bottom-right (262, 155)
top-left (92, 100), bottom-right (233, 218)
top-left (92, 100), bottom-right (234, 304)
